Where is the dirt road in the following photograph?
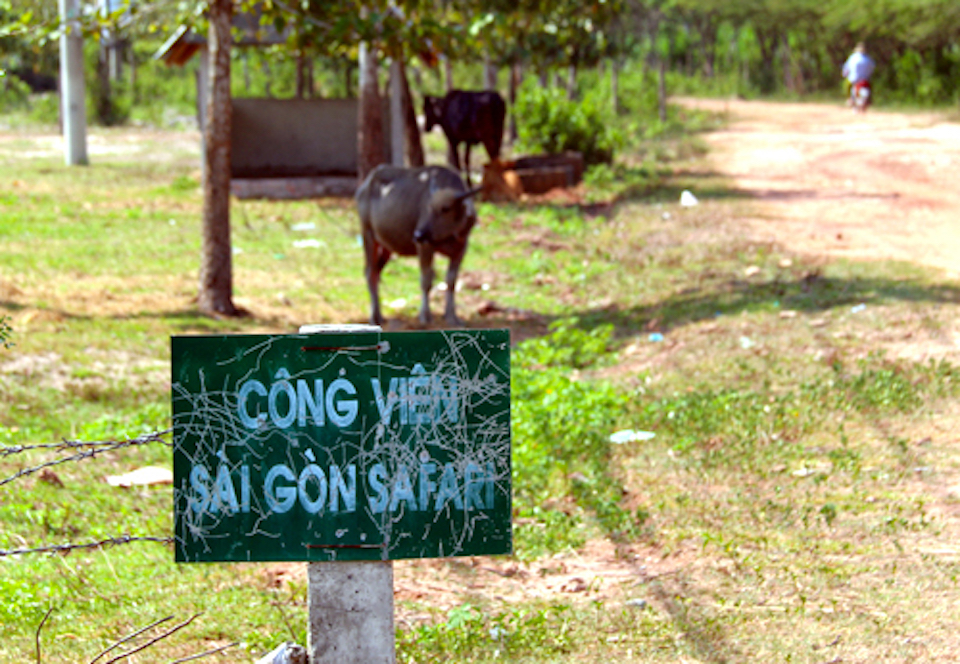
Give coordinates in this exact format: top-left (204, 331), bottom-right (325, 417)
top-left (684, 98), bottom-right (960, 277)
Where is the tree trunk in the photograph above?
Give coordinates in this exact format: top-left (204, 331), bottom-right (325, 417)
top-left (296, 52), bottom-right (307, 99)
top-left (484, 52), bottom-right (497, 91)
top-left (567, 64), bottom-right (576, 100)
top-left (340, 57), bottom-right (354, 98)
top-left (611, 58), bottom-right (621, 115)
top-left (755, 28), bottom-right (777, 94)
top-left (780, 34), bottom-right (792, 93)
top-left (198, 0), bottom-right (237, 317)
top-left (696, 17), bottom-right (717, 78)
top-left (508, 62), bottom-right (521, 143)
top-left (96, 40), bottom-right (114, 125)
top-left (443, 54), bottom-right (454, 92)
top-left (262, 58), bottom-right (272, 97)
top-left (358, 42), bottom-right (385, 181)
top-left (129, 41), bottom-right (137, 103)
top-left (657, 57), bottom-right (667, 122)
top-left (389, 59), bottom-right (405, 166)
top-left (399, 59), bottom-right (425, 167)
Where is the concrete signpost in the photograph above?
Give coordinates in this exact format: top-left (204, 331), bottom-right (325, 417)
top-left (171, 327), bottom-right (511, 661)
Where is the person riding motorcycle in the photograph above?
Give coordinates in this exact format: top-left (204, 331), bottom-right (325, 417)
top-left (842, 42), bottom-right (876, 112)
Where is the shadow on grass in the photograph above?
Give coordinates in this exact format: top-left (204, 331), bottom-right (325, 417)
top-left (472, 271), bottom-right (960, 342)
top-left (647, 576), bottom-right (742, 664)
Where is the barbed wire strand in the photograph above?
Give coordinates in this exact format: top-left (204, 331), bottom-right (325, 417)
top-left (88, 615), bottom-right (176, 664)
top-left (1, 429), bottom-right (173, 458)
top-left (0, 431), bottom-right (172, 489)
top-left (1, 441), bottom-right (126, 488)
top-left (0, 535), bottom-right (173, 559)
top-left (103, 613), bottom-right (202, 664)
top-left (170, 642), bottom-right (240, 663)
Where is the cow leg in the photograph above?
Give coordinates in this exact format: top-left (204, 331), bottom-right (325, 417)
top-left (463, 143), bottom-right (473, 186)
top-left (442, 247), bottom-right (466, 326)
top-left (417, 246), bottom-right (436, 325)
top-left (484, 130), bottom-right (503, 163)
top-left (444, 133), bottom-right (460, 172)
top-left (363, 232), bottom-right (391, 325)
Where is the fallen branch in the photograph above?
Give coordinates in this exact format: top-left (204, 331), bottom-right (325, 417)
top-left (35, 607), bottom-right (55, 664)
top-left (103, 613), bottom-right (202, 664)
top-left (89, 615), bottom-right (175, 664)
top-left (170, 641), bottom-right (240, 663)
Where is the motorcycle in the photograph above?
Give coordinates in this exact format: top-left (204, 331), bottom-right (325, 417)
top-left (851, 81), bottom-right (871, 113)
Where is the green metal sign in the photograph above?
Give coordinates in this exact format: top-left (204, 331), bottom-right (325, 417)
top-left (171, 329), bottom-right (511, 563)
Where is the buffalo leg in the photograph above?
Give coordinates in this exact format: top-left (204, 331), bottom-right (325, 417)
top-left (363, 233), bottom-right (391, 325)
top-left (417, 246), bottom-right (436, 324)
top-left (442, 247), bottom-right (466, 326)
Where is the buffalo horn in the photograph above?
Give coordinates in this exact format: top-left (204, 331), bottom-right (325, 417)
top-left (455, 187), bottom-right (483, 202)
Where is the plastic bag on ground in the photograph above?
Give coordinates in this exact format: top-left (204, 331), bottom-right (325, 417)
top-left (255, 642), bottom-right (307, 664)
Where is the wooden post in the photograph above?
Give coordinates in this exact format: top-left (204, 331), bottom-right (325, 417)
top-left (299, 324), bottom-right (395, 664)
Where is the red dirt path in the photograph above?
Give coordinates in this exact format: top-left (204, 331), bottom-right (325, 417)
top-left (683, 98), bottom-right (960, 277)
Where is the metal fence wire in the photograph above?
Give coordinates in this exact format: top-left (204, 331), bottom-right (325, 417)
top-left (0, 428), bottom-right (174, 558)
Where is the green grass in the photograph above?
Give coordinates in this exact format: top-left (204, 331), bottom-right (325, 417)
top-left (2, 105), bottom-right (960, 662)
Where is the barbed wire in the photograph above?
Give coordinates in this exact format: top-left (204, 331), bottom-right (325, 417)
top-left (1, 428), bottom-right (172, 458)
top-left (0, 429), bottom-right (172, 488)
top-left (0, 535), bottom-right (173, 558)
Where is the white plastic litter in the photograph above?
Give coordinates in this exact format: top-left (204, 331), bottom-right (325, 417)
top-left (106, 466), bottom-right (173, 487)
top-left (610, 430), bottom-right (656, 444)
top-left (293, 239), bottom-right (325, 249)
top-left (679, 190), bottom-right (699, 207)
top-left (292, 222), bottom-right (316, 232)
top-left (255, 642), bottom-right (307, 664)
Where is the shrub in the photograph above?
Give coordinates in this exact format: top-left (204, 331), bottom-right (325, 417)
top-left (0, 73), bottom-right (30, 112)
top-left (514, 81), bottom-right (622, 166)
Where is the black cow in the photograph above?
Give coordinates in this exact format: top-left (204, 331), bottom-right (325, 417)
top-left (11, 68), bottom-right (58, 93)
top-left (423, 90), bottom-right (506, 185)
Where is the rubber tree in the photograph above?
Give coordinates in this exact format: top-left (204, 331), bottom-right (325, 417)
top-left (197, 0), bottom-right (237, 316)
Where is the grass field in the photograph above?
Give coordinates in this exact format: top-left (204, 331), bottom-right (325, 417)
top-left (2, 105), bottom-right (959, 663)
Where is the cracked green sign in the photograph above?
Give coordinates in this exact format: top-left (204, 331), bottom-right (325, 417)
top-left (172, 329), bottom-right (511, 563)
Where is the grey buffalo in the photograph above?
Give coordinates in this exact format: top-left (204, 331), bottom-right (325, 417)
top-left (356, 164), bottom-right (481, 326)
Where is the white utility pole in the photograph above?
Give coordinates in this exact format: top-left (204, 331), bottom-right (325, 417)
top-left (58, 0), bottom-right (88, 165)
